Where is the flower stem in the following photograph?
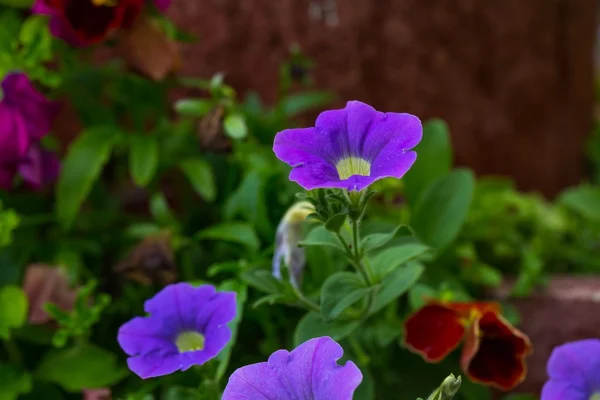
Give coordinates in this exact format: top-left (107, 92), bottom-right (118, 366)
top-left (292, 285), bottom-right (321, 313)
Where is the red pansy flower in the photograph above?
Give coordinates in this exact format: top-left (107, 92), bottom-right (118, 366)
top-left (403, 301), bottom-right (532, 391)
top-left (32, 0), bottom-right (145, 46)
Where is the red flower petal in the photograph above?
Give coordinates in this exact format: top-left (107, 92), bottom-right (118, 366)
top-left (461, 311), bottom-right (533, 390)
top-left (403, 304), bottom-right (465, 362)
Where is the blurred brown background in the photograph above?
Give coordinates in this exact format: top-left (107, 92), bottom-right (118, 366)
top-left (166, 0), bottom-right (597, 197)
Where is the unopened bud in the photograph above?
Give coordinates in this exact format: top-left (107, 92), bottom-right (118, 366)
top-left (426, 374), bottom-right (462, 400)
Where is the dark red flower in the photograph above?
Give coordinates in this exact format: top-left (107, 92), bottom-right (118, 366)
top-left (32, 0), bottom-right (144, 46)
top-left (403, 301), bottom-right (532, 391)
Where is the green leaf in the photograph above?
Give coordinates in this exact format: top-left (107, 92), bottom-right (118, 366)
top-left (372, 263), bottom-right (424, 313)
top-left (293, 312), bottom-right (360, 347)
top-left (179, 158), bottom-right (216, 202)
top-left (370, 242), bottom-right (430, 280)
top-left (215, 280), bottom-right (248, 381)
top-left (56, 127), bottom-right (119, 230)
top-left (0, 0), bottom-right (33, 8)
top-left (0, 363), bottom-right (32, 400)
top-left (299, 225), bottom-right (344, 252)
top-left (252, 293), bottom-right (287, 309)
top-left (0, 286), bottom-right (28, 339)
top-left (196, 222), bottom-right (260, 251)
top-left (411, 169), bottom-right (475, 250)
top-left (321, 272), bottom-right (371, 321)
top-left (360, 225), bottom-right (406, 253)
top-left (129, 135), bottom-right (159, 187)
top-left (354, 368), bottom-right (375, 400)
top-left (558, 185), bottom-right (600, 221)
top-left (174, 98), bottom-right (213, 117)
top-left (163, 387), bottom-right (202, 400)
top-left (36, 343), bottom-right (128, 392)
top-left (280, 91), bottom-right (334, 117)
top-left (403, 119), bottom-right (452, 207)
top-left (460, 262), bottom-right (503, 287)
top-left (223, 113), bottom-right (248, 139)
top-left (324, 213), bottom-right (347, 233)
top-left (149, 192), bottom-right (178, 226)
top-left (240, 269), bottom-right (282, 294)
top-left (408, 283), bottom-right (437, 310)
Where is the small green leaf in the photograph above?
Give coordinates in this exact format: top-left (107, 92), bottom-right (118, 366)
top-left (36, 343), bottom-right (128, 392)
top-left (324, 213), bottom-right (346, 233)
top-left (56, 127), bottom-right (119, 230)
top-left (240, 269), bottom-right (282, 294)
top-left (460, 263), bottom-right (503, 287)
top-left (299, 225), bottom-right (344, 251)
top-left (370, 242), bottom-right (430, 280)
top-left (293, 312), bottom-right (360, 347)
top-left (129, 135), bottom-right (159, 187)
top-left (149, 192), bottom-right (178, 227)
top-left (252, 294), bottom-right (287, 309)
top-left (321, 272), bottom-right (370, 321)
top-left (280, 91), bottom-right (334, 117)
top-left (0, 363), bottom-right (32, 400)
top-left (179, 158), bottom-right (216, 202)
top-left (403, 119), bottom-right (453, 207)
top-left (372, 263), bottom-right (424, 313)
top-left (360, 225), bottom-right (406, 253)
top-left (411, 169), bottom-right (475, 250)
top-left (558, 185), bottom-right (600, 221)
top-left (174, 98), bottom-right (213, 117)
top-left (196, 222), bottom-right (260, 251)
top-left (223, 113), bottom-right (248, 139)
top-left (0, 286), bottom-right (28, 339)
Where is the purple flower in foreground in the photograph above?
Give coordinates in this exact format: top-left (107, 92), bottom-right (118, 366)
top-left (0, 72), bottom-right (60, 190)
top-left (273, 100), bottom-right (422, 191)
top-left (117, 283), bottom-right (236, 379)
top-left (222, 336), bottom-right (362, 400)
top-left (541, 339), bottom-right (600, 400)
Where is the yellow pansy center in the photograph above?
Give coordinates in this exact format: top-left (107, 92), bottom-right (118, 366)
top-left (175, 331), bottom-right (205, 353)
top-left (91, 0), bottom-right (118, 7)
top-left (590, 393), bottom-right (600, 400)
top-left (335, 157), bottom-right (371, 180)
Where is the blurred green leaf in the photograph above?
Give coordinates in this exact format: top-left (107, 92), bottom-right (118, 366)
top-left (321, 272), bottom-right (370, 321)
top-left (371, 263), bottom-right (424, 313)
top-left (460, 262), bottom-right (503, 288)
top-left (300, 225), bottom-right (344, 251)
top-left (240, 269), bottom-right (283, 294)
top-left (150, 192), bottom-right (178, 227)
top-left (370, 242), bottom-right (430, 281)
top-left (196, 222), bottom-right (260, 251)
top-left (411, 169), bottom-right (475, 250)
top-left (0, 363), bottom-right (32, 400)
top-left (408, 283), bottom-right (437, 310)
top-left (224, 170), bottom-right (271, 238)
top-left (223, 113), bottom-right (248, 139)
top-left (293, 312), bottom-right (360, 347)
top-left (163, 387), bottom-right (202, 400)
top-left (360, 225), bottom-right (406, 253)
top-left (179, 158), bottom-right (216, 202)
top-left (0, 0), bottom-right (33, 8)
top-left (0, 286), bottom-right (28, 339)
top-left (129, 135), bottom-right (159, 187)
top-left (0, 204), bottom-right (20, 248)
top-left (403, 119), bottom-right (452, 207)
top-left (324, 213), bottom-right (346, 233)
top-left (174, 98), bottom-right (213, 117)
top-left (56, 127), bottom-right (119, 230)
top-left (36, 343), bottom-right (127, 392)
top-left (558, 185), bottom-right (600, 221)
top-left (354, 369), bottom-right (375, 400)
top-left (279, 91), bottom-right (334, 117)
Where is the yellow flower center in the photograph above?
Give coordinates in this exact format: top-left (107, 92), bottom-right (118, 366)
top-left (335, 157), bottom-right (371, 180)
top-left (91, 0), bottom-right (118, 7)
top-left (175, 331), bottom-right (205, 353)
top-left (590, 393), bottom-right (600, 400)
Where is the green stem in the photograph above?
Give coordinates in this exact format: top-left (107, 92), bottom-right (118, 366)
top-left (3, 339), bottom-right (23, 367)
top-left (292, 285), bottom-right (320, 313)
top-left (335, 232), bottom-right (370, 284)
top-left (348, 335), bottom-right (370, 366)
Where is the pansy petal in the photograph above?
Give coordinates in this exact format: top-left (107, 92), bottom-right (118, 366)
top-left (541, 380), bottom-right (589, 400)
top-left (545, 339), bottom-right (600, 391)
top-left (117, 316), bottom-right (176, 356)
top-left (127, 350), bottom-right (181, 379)
top-left (222, 337), bottom-right (362, 400)
top-left (403, 304), bottom-right (465, 362)
top-left (461, 311), bottom-right (532, 390)
top-left (144, 282), bottom-right (214, 331)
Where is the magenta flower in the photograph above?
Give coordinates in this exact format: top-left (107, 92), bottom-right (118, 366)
top-left (0, 72), bottom-right (60, 190)
top-left (117, 283), bottom-right (236, 379)
top-left (273, 101), bottom-right (422, 191)
top-left (153, 0), bottom-right (171, 12)
top-left (541, 339), bottom-right (600, 400)
top-left (222, 336), bottom-right (362, 400)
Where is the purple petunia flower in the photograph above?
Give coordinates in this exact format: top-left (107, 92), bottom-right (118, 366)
top-left (273, 100), bottom-right (422, 191)
top-left (541, 339), bottom-right (600, 400)
top-left (117, 282), bottom-right (236, 379)
top-left (0, 72), bottom-right (60, 191)
top-left (222, 336), bottom-right (363, 400)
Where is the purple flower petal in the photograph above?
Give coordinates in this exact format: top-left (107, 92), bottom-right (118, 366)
top-left (273, 100), bottom-right (422, 191)
top-left (18, 145), bottom-right (60, 190)
top-left (222, 336), bottom-right (362, 400)
top-left (118, 283), bottom-right (237, 379)
top-left (541, 339), bottom-right (600, 400)
top-left (541, 380), bottom-right (588, 400)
